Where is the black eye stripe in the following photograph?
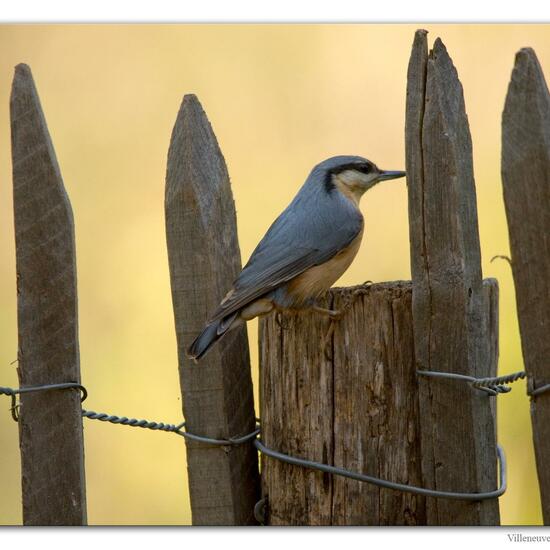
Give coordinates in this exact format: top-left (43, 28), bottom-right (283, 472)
top-left (324, 161), bottom-right (376, 193)
top-left (330, 162), bottom-right (374, 175)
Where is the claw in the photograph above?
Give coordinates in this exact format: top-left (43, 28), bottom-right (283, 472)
top-left (322, 319), bottom-right (336, 361)
top-left (312, 304), bottom-right (342, 320)
top-left (275, 311), bottom-right (290, 330)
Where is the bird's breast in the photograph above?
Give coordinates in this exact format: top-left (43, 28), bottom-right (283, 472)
top-left (286, 224), bottom-right (365, 305)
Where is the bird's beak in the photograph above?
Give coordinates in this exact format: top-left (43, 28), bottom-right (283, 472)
top-left (377, 170), bottom-right (406, 182)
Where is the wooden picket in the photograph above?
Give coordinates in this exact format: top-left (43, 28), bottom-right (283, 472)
top-left (10, 64), bottom-right (87, 526)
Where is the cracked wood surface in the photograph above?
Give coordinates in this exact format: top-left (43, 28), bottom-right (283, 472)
top-left (259, 282), bottom-right (426, 525)
top-left (502, 48), bottom-right (550, 524)
top-left (259, 280), bottom-right (498, 525)
top-left (11, 64), bottom-right (87, 525)
top-left (405, 32), bottom-right (500, 525)
top-left (165, 94), bottom-right (260, 525)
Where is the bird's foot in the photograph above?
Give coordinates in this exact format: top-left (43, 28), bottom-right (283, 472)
top-left (312, 304), bottom-right (343, 320)
top-left (275, 311), bottom-right (291, 330)
top-left (322, 321), bottom-right (336, 361)
top-left (316, 288), bottom-right (369, 360)
top-left (313, 305), bottom-right (344, 361)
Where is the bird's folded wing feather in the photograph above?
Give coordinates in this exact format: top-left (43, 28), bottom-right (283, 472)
top-left (208, 192), bottom-right (363, 322)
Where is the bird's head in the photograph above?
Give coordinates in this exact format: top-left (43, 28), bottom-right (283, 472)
top-left (314, 155), bottom-right (406, 204)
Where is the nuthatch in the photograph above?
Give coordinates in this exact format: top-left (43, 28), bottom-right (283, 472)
top-left (187, 155), bottom-right (405, 360)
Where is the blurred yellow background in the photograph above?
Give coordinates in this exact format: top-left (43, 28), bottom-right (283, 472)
top-left (0, 24), bottom-right (546, 525)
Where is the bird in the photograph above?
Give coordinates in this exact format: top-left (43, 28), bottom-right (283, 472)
top-left (187, 155), bottom-right (406, 361)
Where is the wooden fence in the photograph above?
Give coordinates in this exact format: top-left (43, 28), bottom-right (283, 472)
top-left (3, 30), bottom-right (550, 526)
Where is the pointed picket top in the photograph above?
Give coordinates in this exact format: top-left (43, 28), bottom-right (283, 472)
top-left (166, 94), bottom-right (231, 217)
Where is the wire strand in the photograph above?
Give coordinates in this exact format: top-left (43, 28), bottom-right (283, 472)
top-left (416, 369), bottom-right (527, 396)
top-left (255, 439), bottom-right (507, 501)
top-left (3, 370), bottom-right (549, 504)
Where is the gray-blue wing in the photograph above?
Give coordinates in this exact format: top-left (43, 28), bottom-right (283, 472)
top-left (209, 187), bottom-right (363, 323)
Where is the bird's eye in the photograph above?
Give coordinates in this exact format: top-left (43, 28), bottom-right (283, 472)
top-left (359, 163), bottom-right (372, 174)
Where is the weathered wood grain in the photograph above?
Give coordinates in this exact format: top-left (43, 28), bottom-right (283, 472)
top-left (259, 294), bottom-right (334, 525)
top-left (259, 279), bottom-right (499, 525)
top-left (260, 283), bottom-right (424, 525)
top-left (11, 64), bottom-right (87, 525)
top-left (405, 33), bottom-right (500, 525)
top-left (405, 29), bottom-right (428, 292)
top-left (501, 48), bottom-right (550, 524)
top-left (484, 279), bottom-right (500, 444)
top-left (331, 283), bottom-right (426, 525)
top-left (165, 94), bottom-right (260, 525)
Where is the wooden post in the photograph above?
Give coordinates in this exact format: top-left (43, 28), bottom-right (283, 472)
top-left (405, 32), bottom-right (500, 525)
top-left (165, 94), bottom-right (260, 525)
top-left (259, 292), bottom-right (335, 525)
top-left (260, 283), bottom-right (425, 525)
top-left (11, 64), bottom-right (87, 525)
top-left (501, 48), bottom-right (550, 524)
top-left (259, 281), bottom-right (499, 525)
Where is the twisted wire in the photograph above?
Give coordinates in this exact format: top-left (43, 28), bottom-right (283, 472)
top-left (1, 382), bottom-right (260, 445)
top-left (81, 409), bottom-right (183, 433)
top-left (472, 371), bottom-right (527, 394)
top-left (1, 382), bottom-right (86, 421)
top-left (417, 369), bottom-right (527, 396)
top-left (417, 369), bottom-right (550, 398)
top-left (81, 408), bottom-right (260, 445)
top-left (4, 370), bottom-right (550, 504)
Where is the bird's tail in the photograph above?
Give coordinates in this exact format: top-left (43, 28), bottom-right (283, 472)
top-left (186, 312), bottom-right (239, 361)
